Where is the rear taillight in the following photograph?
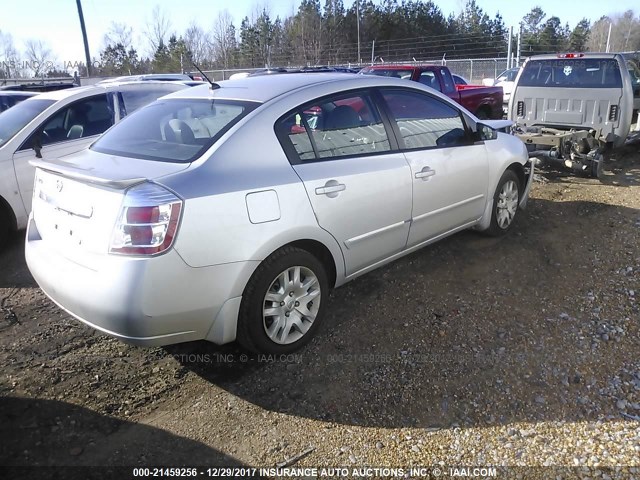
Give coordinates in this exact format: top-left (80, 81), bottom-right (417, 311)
top-left (517, 101), bottom-right (525, 117)
top-left (608, 105), bottom-right (619, 121)
top-left (110, 183), bottom-right (182, 256)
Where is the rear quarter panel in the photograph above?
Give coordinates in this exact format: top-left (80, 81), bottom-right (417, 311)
top-left (457, 86), bottom-right (503, 118)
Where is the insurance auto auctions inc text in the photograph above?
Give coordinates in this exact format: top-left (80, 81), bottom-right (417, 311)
top-left (258, 467), bottom-right (497, 477)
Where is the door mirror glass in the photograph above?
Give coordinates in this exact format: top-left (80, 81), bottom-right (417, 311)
top-left (477, 123), bottom-right (497, 141)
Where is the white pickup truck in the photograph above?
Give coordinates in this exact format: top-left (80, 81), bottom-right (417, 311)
top-left (508, 53), bottom-right (635, 177)
top-left (0, 82), bottom-right (187, 249)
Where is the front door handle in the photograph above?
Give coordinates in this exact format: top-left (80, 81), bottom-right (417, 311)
top-left (415, 167), bottom-right (436, 180)
top-left (315, 181), bottom-right (346, 198)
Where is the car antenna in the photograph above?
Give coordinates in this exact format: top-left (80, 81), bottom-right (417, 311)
top-left (191, 60), bottom-right (220, 90)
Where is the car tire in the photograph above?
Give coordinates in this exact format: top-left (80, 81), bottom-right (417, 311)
top-left (475, 108), bottom-right (490, 120)
top-left (485, 169), bottom-right (520, 236)
top-left (237, 246), bottom-right (329, 354)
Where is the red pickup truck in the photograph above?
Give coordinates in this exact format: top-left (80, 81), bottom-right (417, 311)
top-left (360, 64), bottom-right (504, 120)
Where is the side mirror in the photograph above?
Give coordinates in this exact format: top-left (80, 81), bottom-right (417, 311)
top-left (32, 133), bottom-right (43, 158)
top-left (476, 123), bottom-right (497, 141)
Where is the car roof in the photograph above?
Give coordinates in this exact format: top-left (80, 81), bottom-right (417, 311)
top-left (30, 81), bottom-right (187, 101)
top-left (0, 91), bottom-right (39, 96)
top-left (363, 64), bottom-right (435, 69)
top-left (164, 73), bottom-right (389, 103)
top-left (526, 53), bottom-right (619, 61)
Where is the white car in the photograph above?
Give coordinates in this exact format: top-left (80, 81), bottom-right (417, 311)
top-left (0, 81), bottom-right (188, 248)
top-left (483, 67), bottom-right (520, 113)
top-left (26, 74), bottom-right (533, 353)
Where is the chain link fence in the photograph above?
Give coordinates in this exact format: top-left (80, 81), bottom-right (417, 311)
top-left (201, 57), bottom-right (518, 83)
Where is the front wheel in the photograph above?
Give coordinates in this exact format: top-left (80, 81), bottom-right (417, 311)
top-left (485, 169), bottom-right (520, 236)
top-left (237, 246), bottom-right (329, 354)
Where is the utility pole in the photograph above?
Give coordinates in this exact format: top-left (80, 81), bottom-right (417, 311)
top-left (507, 26), bottom-right (513, 69)
top-left (76, 0), bottom-right (92, 76)
top-left (516, 22), bottom-right (522, 66)
top-left (605, 22), bottom-right (612, 52)
top-left (356, 0), bottom-right (361, 64)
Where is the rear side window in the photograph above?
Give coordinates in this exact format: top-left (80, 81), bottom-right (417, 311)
top-left (440, 68), bottom-right (455, 92)
top-left (91, 99), bottom-right (258, 163)
top-left (277, 92), bottom-right (391, 163)
top-left (381, 89), bottom-right (468, 149)
top-left (418, 71), bottom-right (441, 91)
top-left (519, 59), bottom-right (622, 88)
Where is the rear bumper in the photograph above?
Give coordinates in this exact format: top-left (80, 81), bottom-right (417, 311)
top-left (25, 215), bottom-right (255, 347)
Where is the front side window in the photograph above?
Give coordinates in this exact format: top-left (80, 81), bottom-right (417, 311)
top-left (277, 92), bottom-right (391, 162)
top-left (0, 98), bottom-right (54, 148)
top-left (30, 94), bottom-right (113, 147)
top-left (381, 89), bottom-right (468, 149)
top-left (92, 98), bottom-right (258, 163)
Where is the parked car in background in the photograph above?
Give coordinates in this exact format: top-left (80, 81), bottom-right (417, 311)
top-left (0, 82), bottom-right (76, 93)
top-left (26, 74), bottom-right (533, 354)
top-left (360, 64), bottom-right (503, 119)
top-left (628, 60), bottom-right (640, 125)
top-left (509, 53), bottom-right (634, 177)
top-left (452, 74), bottom-right (469, 85)
top-left (98, 74), bottom-right (205, 87)
top-left (0, 91), bottom-right (38, 112)
top-left (483, 67), bottom-right (520, 115)
top-left (0, 81), bottom-right (188, 249)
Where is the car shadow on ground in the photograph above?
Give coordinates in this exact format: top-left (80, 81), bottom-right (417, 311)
top-left (172, 194), bottom-right (640, 430)
top-left (2, 164), bottom-right (640, 434)
top-left (1, 396), bottom-right (252, 478)
top-left (0, 233), bottom-right (36, 288)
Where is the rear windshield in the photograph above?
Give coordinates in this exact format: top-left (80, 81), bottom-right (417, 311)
top-left (91, 98), bottom-right (259, 163)
top-left (519, 59), bottom-right (622, 88)
top-left (361, 68), bottom-right (414, 80)
top-left (119, 85), bottom-right (185, 114)
top-left (0, 98), bottom-right (55, 148)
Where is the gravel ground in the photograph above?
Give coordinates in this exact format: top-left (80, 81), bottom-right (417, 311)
top-left (1, 138), bottom-right (640, 478)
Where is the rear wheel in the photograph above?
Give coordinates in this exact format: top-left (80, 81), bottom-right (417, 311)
top-left (475, 108), bottom-right (490, 120)
top-left (485, 169), bottom-right (520, 236)
top-left (237, 246), bottom-right (329, 354)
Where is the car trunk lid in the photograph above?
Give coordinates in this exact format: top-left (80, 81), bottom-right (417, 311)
top-left (31, 150), bottom-right (189, 261)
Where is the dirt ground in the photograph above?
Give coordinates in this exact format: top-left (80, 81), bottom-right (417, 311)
top-left (2, 136), bottom-right (640, 478)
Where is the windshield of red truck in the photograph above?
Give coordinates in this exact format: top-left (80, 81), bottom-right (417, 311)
top-left (519, 59), bottom-right (622, 88)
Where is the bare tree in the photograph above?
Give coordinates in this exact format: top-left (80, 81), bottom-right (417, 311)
top-left (184, 21), bottom-right (211, 65)
top-left (103, 21), bottom-right (134, 50)
top-left (211, 10), bottom-right (237, 69)
top-left (0, 30), bottom-right (23, 78)
top-left (24, 39), bottom-right (53, 77)
top-left (609, 10), bottom-right (640, 52)
top-left (145, 5), bottom-right (172, 55)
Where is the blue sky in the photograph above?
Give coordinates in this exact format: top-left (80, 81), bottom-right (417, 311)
top-left (2, 0), bottom-right (638, 66)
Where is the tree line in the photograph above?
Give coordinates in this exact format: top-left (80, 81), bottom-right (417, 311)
top-left (1, 1), bottom-right (639, 79)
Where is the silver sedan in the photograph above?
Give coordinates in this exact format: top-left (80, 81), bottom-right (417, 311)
top-left (26, 73), bottom-right (533, 353)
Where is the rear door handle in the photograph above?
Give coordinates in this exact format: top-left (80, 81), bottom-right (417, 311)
top-left (415, 167), bottom-right (436, 180)
top-left (315, 181), bottom-right (346, 197)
